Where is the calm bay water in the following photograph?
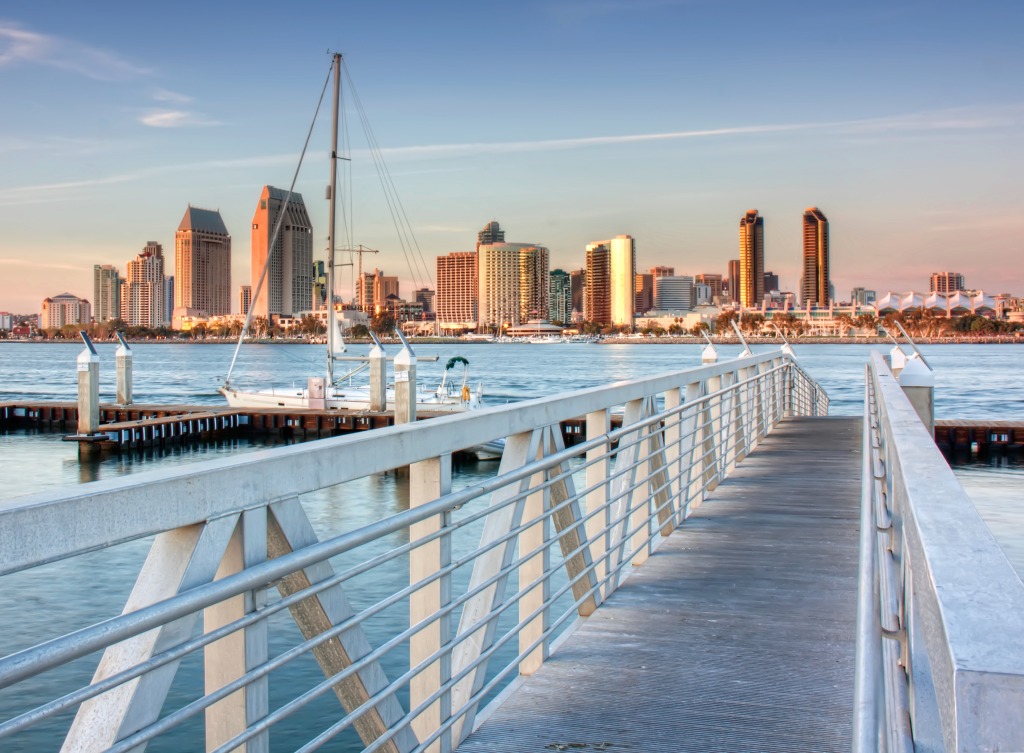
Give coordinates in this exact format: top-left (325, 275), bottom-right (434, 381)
top-left (1, 340), bottom-right (1021, 750)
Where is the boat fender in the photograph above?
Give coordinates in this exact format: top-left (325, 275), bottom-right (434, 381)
top-left (461, 385), bottom-right (471, 402)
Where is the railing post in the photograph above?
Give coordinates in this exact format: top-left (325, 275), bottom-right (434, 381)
top-left (662, 386), bottom-right (683, 527)
top-left (409, 453), bottom-right (453, 753)
top-left (681, 381), bottom-right (706, 515)
top-left (585, 409), bottom-right (610, 597)
top-left (705, 372), bottom-right (723, 488)
top-left (394, 341), bottom-right (416, 424)
top-left (204, 509), bottom-right (269, 753)
top-left (520, 433), bottom-right (552, 676)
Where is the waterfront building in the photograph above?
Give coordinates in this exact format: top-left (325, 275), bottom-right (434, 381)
top-left (655, 275), bottom-right (694, 311)
top-left (92, 264), bottom-right (121, 324)
top-left (477, 220), bottom-right (504, 250)
top-left (239, 285), bottom-right (252, 316)
top-left (694, 283), bottom-right (712, 306)
top-left (478, 243), bottom-right (549, 329)
top-left (930, 272), bottom-right (965, 293)
top-left (121, 242), bottom-right (166, 328)
top-left (550, 269), bottom-right (572, 324)
top-left (357, 269), bottom-right (399, 315)
top-left (739, 210), bottom-right (764, 308)
top-left (570, 269), bottom-right (586, 320)
top-left (40, 292), bottom-right (91, 330)
top-left (695, 274), bottom-right (724, 302)
top-left (175, 206), bottom-right (231, 319)
top-left (726, 259), bottom-right (741, 304)
top-left (0, 312), bottom-right (11, 330)
top-left (436, 251), bottom-right (478, 331)
top-left (851, 287), bottom-right (876, 306)
top-left (250, 187), bottom-right (312, 320)
top-left (650, 266), bottom-right (674, 278)
top-left (312, 261), bottom-right (328, 310)
top-left (414, 288), bottom-right (435, 317)
top-left (164, 277), bottom-right (174, 325)
top-left (764, 271), bottom-right (780, 293)
top-left (586, 235), bottom-right (636, 327)
top-left (635, 273), bottom-right (654, 314)
top-left (801, 207), bottom-right (830, 307)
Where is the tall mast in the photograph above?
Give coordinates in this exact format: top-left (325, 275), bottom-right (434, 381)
top-left (326, 53), bottom-right (341, 384)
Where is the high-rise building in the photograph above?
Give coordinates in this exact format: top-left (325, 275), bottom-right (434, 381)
top-left (695, 273), bottom-right (723, 301)
top-left (477, 220), bottom-right (505, 250)
top-left (414, 288), bottom-right (435, 316)
top-left (239, 285), bottom-right (252, 315)
top-left (164, 277), bottom-right (174, 325)
top-left (635, 273), bottom-right (654, 314)
top-left (569, 269), bottom-right (586, 319)
top-left (801, 207), bottom-right (829, 307)
top-left (727, 259), bottom-right (741, 303)
top-left (930, 272), bottom-right (965, 293)
top-left (40, 293), bottom-right (91, 330)
top-left (436, 251), bottom-right (478, 329)
top-left (764, 271), bottom-right (779, 293)
top-left (93, 264), bottom-right (121, 323)
top-left (176, 206), bottom-right (232, 318)
top-left (478, 243), bottom-right (549, 328)
top-left (250, 186), bottom-right (312, 319)
top-left (121, 242), bottom-right (166, 328)
top-left (850, 287), bottom-right (876, 306)
top-left (655, 276), bottom-right (694, 311)
top-left (586, 235), bottom-right (636, 327)
top-left (312, 261), bottom-right (328, 310)
top-left (549, 269), bottom-right (572, 324)
top-left (739, 210), bottom-right (764, 308)
top-left (357, 269), bottom-right (399, 314)
top-left (650, 266), bottom-right (675, 278)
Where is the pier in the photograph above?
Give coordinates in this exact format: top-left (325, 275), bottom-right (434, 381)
top-left (0, 349), bottom-right (1021, 752)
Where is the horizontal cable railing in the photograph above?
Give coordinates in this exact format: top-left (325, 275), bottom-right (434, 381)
top-left (0, 351), bottom-right (827, 752)
top-left (855, 352), bottom-right (1024, 753)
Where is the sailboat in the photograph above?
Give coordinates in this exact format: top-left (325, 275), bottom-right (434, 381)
top-left (218, 54), bottom-right (481, 414)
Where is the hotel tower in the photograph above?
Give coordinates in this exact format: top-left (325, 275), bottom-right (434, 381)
top-left (175, 207), bottom-right (231, 318)
top-left (801, 207), bottom-right (830, 307)
top-left (250, 186), bottom-right (313, 319)
top-left (738, 211), bottom-right (764, 308)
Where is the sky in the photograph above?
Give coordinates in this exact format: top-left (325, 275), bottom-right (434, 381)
top-left (1, 0), bottom-right (1022, 314)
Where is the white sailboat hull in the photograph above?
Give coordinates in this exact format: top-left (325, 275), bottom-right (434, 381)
top-left (218, 384), bottom-right (479, 413)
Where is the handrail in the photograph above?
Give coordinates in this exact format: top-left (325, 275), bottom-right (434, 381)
top-left (0, 350), bottom-right (830, 752)
top-left (859, 352), bottom-right (1024, 752)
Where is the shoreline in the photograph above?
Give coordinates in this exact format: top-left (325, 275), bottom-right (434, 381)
top-left (3, 335), bottom-right (1022, 346)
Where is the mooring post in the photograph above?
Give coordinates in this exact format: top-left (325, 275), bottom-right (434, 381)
top-left (115, 331), bottom-right (133, 406)
top-left (394, 331), bottom-right (416, 425)
top-left (77, 331), bottom-right (100, 435)
top-left (368, 334), bottom-right (387, 412)
top-left (898, 355), bottom-right (934, 435)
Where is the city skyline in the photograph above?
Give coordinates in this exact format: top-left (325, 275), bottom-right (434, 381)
top-left (2, 2), bottom-right (1023, 313)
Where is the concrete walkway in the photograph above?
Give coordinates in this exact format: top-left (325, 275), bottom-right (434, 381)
top-left (458, 416), bottom-right (862, 753)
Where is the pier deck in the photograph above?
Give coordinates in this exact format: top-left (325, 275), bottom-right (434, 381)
top-left (459, 416), bottom-right (862, 753)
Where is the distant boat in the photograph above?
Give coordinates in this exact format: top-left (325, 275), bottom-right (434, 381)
top-left (219, 54), bottom-right (480, 414)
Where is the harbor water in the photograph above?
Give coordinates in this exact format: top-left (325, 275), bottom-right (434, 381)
top-left (1, 340), bottom-right (1021, 750)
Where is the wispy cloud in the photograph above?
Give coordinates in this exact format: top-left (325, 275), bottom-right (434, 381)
top-left (0, 258), bottom-right (83, 271)
top-left (0, 21), bottom-right (149, 80)
top-left (139, 110), bottom-right (223, 128)
top-left (378, 105), bottom-right (1024, 161)
top-left (151, 88), bottom-right (193, 104)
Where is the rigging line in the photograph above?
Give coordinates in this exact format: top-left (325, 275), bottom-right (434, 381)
top-left (224, 60), bottom-right (334, 388)
top-left (342, 62), bottom-right (433, 290)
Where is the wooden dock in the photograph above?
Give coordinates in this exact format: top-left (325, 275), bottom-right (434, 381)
top-left (459, 416), bottom-right (862, 752)
top-left (934, 419), bottom-right (1024, 455)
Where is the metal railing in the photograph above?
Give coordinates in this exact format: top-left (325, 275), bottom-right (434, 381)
top-left (0, 350), bottom-right (826, 753)
top-left (855, 352), bottom-right (1024, 752)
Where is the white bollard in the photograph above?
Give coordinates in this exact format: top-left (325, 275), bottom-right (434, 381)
top-left (394, 341), bottom-right (416, 425)
top-left (369, 341), bottom-right (387, 412)
top-left (115, 334), bottom-right (132, 406)
top-left (898, 355), bottom-right (934, 435)
top-left (77, 334), bottom-right (100, 435)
